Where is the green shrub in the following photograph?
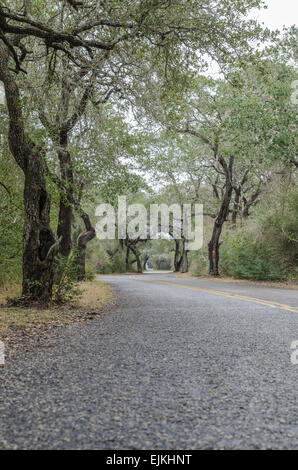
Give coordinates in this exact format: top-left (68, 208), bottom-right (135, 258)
top-left (220, 184), bottom-right (298, 281)
top-left (85, 264), bottom-right (96, 281)
top-left (221, 230), bottom-right (286, 280)
top-left (189, 250), bottom-right (208, 276)
top-left (53, 252), bottom-right (82, 304)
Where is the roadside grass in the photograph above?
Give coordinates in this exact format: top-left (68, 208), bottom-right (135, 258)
top-left (0, 280), bottom-right (112, 358)
top-left (174, 272), bottom-right (298, 289)
top-left (0, 283), bottom-right (21, 304)
top-left (77, 280), bottom-right (112, 310)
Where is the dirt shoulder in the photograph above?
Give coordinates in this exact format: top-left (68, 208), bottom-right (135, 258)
top-left (0, 280), bottom-right (113, 360)
top-left (173, 272), bottom-right (298, 290)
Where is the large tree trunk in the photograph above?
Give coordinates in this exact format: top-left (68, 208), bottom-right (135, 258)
top-left (22, 151), bottom-right (58, 301)
top-left (208, 156), bottom-right (234, 276)
top-left (208, 226), bottom-right (221, 276)
top-left (0, 43), bottom-right (58, 303)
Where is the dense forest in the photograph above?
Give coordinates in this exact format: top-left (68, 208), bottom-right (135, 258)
top-left (0, 0), bottom-right (297, 306)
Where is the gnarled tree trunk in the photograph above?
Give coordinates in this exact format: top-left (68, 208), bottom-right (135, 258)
top-left (22, 152), bottom-right (58, 301)
top-left (130, 244), bottom-right (142, 273)
top-left (76, 210), bottom-right (96, 281)
top-left (208, 156), bottom-right (234, 276)
top-left (0, 43), bottom-right (58, 302)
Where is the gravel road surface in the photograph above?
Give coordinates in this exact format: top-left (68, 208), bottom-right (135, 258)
top-left (0, 273), bottom-right (298, 449)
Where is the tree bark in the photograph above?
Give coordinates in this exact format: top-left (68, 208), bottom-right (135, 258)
top-left (22, 153), bottom-right (58, 301)
top-left (76, 210), bottom-right (96, 281)
top-left (38, 59), bottom-right (90, 258)
top-left (143, 254), bottom-right (149, 271)
top-left (130, 244), bottom-right (142, 273)
top-left (0, 43), bottom-right (58, 302)
top-left (242, 188), bottom-right (261, 218)
top-left (125, 245), bottom-right (130, 272)
top-left (208, 156), bottom-right (234, 276)
top-left (180, 239), bottom-right (189, 273)
top-left (174, 239), bottom-right (182, 272)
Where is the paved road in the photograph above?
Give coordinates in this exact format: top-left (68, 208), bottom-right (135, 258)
top-left (0, 273), bottom-right (298, 449)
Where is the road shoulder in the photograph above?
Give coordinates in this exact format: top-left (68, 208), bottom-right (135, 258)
top-left (0, 280), bottom-right (113, 361)
top-left (174, 272), bottom-right (298, 290)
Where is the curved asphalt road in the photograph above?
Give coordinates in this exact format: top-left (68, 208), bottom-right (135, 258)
top-left (0, 272), bottom-right (298, 449)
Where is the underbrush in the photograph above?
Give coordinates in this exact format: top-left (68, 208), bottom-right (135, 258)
top-left (220, 185), bottom-right (298, 281)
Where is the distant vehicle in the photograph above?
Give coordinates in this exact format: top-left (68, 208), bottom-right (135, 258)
top-left (145, 262), bottom-right (153, 270)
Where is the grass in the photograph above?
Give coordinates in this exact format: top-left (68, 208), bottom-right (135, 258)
top-left (0, 283), bottom-right (21, 304)
top-left (174, 271), bottom-right (298, 289)
top-left (77, 280), bottom-right (112, 310)
top-left (0, 280), bottom-right (112, 358)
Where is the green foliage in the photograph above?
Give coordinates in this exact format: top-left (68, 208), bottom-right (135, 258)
top-left (221, 231), bottom-right (283, 280)
top-left (53, 252), bottom-right (82, 304)
top-left (96, 250), bottom-right (127, 274)
top-left (0, 140), bottom-right (23, 286)
top-left (150, 253), bottom-right (172, 270)
top-left (220, 184), bottom-right (298, 281)
top-left (189, 251), bottom-right (208, 277)
top-left (25, 279), bottom-right (44, 292)
top-left (0, 1), bottom-right (296, 292)
top-left (84, 264), bottom-right (96, 281)
top-left (87, 239), bottom-right (126, 274)
top-left (106, 252), bottom-right (127, 274)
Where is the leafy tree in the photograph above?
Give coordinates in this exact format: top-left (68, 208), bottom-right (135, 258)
top-left (0, 0), bottom-right (291, 298)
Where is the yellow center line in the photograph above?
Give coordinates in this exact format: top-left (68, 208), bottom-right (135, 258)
top-left (130, 276), bottom-right (298, 313)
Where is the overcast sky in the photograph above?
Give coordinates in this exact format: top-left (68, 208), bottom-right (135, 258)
top-left (251, 0), bottom-right (297, 30)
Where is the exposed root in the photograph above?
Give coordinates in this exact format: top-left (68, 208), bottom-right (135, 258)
top-left (6, 296), bottom-right (50, 309)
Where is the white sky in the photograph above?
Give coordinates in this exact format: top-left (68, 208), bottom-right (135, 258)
top-left (205, 0), bottom-right (297, 77)
top-left (251, 0), bottom-right (297, 30)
